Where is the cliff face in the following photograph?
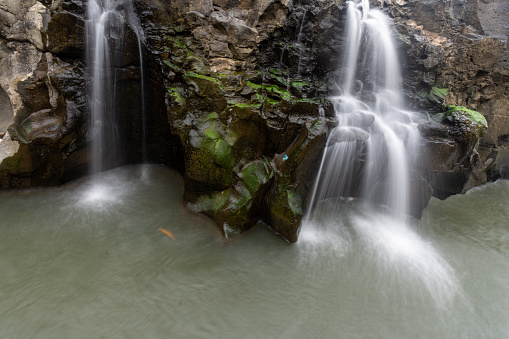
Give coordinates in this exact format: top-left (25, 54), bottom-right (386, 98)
top-left (0, 0), bottom-right (507, 241)
top-left (388, 0), bottom-right (509, 197)
top-left (0, 0), bottom-right (175, 187)
top-left (0, 0), bottom-right (86, 186)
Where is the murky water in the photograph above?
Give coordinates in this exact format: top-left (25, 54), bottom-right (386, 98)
top-left (0, 165), bottom-right (508, 338)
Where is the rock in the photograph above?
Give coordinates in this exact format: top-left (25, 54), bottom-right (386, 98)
top-left (419, 105), bottom-right (488, 198)
top-left (265, 117), bottom-right (330, 242)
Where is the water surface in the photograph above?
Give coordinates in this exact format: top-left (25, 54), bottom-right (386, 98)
top-left (0, 165), bottom-right (508, 338)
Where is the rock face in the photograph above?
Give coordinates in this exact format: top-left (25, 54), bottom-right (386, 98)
top-left (387, 0), bottom-right (509, 197)
top-left (0, 0), bottom-right (507, 242)
top-left (0, 0), bottom-right (175, 187)
top-left (0, 0), bottom-right (87, 187)
top-left (133, 0), bottom-right (339, 241)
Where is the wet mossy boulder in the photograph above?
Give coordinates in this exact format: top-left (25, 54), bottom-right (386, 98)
top-left (433, 105), bottom-right (488, 142)
top-left (420, 105), bottom-right (489, 198)
top-left (187, 158), bottom-right (274, 238)
top-left (166, 62), bottom-right (334, 240)
top-left (265, 117), bottom-right (331, 242)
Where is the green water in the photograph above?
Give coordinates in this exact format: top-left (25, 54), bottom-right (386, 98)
top-left (0, 165), bottom-right (508, 338)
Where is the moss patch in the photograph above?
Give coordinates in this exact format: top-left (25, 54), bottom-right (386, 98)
top-left (241, 159), bottom-right (274, 194)
top-left (185, 72), bottom-right (222, 87)
top-left (444, 105), bottom-right (487, 128)
top-left (431, 87), bottom-right (448, 99)
top-left (211, 139), bottom-right (233, 169)
top-left (189, 189), bottom-right (233, 217)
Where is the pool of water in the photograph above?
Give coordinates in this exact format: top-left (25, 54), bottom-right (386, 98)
top-left (0, 165), bottom-right (508, 338)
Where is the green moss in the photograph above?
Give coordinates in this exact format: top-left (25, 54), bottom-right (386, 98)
top-left (211, 139), bottom-right (233, 169)
top-left (418, 87), bottom-right (448, 103)
top-left (205, 112), bottom-right (219, 121)
top-left (168, 87), bottom-right (185, 105)
top-left (266, 98), bottom-right (281, 105)
top-left (191, 189), bottom-right (233, 216)
top-left (268, 69), bottom-right (289, 87)
top-left (163, 60), bottom-right (179, 72)
top-left (246, 81), bottom-right (263, 90)
top-left (431, 87), bottom-right (448, 99)
top-left (289, 81), bottom-right (307, 89)
top-left (203, 126), bottom-right (220, 140)
top-left (241, 159), bottom-right (274, 194)
top-left (232, 184), bottom-right (252, 211)
top-left (247, 81), bottom-right (318, 103)
top-left (174, 36), bottom-right (187, 49)
top-left (234, 103), bottom-right (260, 109)
top-left (445, 105), bottom-right (487, 128)
top-left (185, 72), bottom-right (221, 86)
top-left (287, 189), bottom-right (303, 216)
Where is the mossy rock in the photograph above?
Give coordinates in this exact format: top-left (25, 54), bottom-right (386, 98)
top-left (184, 72), bottom-right (227, 112)
top-left (267, 182), bottom-right (304, 243)
top-left (211, 139), bottom-right (234, 169)
top-left (444, 105), bottom-right (487, 129)
top-left (420, 87), bottom-right (448, 104)
top-left (264, 117), bottom-right (330, 242)
top-left (0, 143), bottom-right (33, 175)
top-left (432, 105), bottom-right (488, 143)
top-left (186, 146), bottom-right (236, 189)
top-left (241, 159), bottom-right (274, 194)
top-left (229, 103), bottom-right (262, 120)
top-left (187, 188), bottom-right (233, 218)
top-left (247, 81), bottom-right (293, 101)
top-left (167, 87), bottom-right (187, 118)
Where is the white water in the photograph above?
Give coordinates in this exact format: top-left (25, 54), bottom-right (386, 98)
top-left (86, 0), bottom-right (125, 175)
top-left (302, 1), bottom-right (456, 305)
top-left (307, 0), bottom-right (420, 218)
top-left (86, 0), bottom-right (147, 175)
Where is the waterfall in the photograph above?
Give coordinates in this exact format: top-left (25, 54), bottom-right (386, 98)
top-left (306, 0), bottom-right (420, 220)
top-left (296, 11), bottom-right (306, 77)
top-left (299, 2), bottom-right (459, 305)
top-left (86, 0), bottom-right (147, 175)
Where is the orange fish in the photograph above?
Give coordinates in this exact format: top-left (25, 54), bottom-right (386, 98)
top-left (158, 228), bottom-right (175, 240)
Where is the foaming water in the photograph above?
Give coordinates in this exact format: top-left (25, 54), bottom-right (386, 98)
top-left (351, 213), bottom-right (460, 307)
top-left (306, 0), bottom-right (420, 220)
top-left (78, 178), bottom-right (130, 210)
top-left (299, 199), bottom-right (461, 308)
top-left (0, 166), bottom-right (508, 338)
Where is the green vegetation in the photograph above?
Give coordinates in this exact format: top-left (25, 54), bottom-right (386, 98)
top-left (241, 159), bottom-right (274, 194)
top-left (287, 188), bottom-right (304, 216)
top-left (431, 87), bottom-right (448, 99)
top-left (185, 72), bottom-right (222, 87)
top-left (444, 105), bottom-right (487, 127)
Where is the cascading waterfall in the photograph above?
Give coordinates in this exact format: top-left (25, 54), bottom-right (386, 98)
top-left (301, 0), bottom-right (459, 305)
top-left (86, 0), bottom-right (147, 175)
top-left (306, 0), bottom-right (420, 219)
top-left (85, 0), bottom-right (147, 202)
top-left (296, 11), bottom-right (307, 77)
top-left (86, 0), bottom-right (125, 175)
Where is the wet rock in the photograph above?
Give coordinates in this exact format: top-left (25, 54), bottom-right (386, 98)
top-left (419, 106), bottom-right (488, 198)
top-left (166, 62), bottom-right (334, 238)
top-left (265, 117), bottom-right (330, 242)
